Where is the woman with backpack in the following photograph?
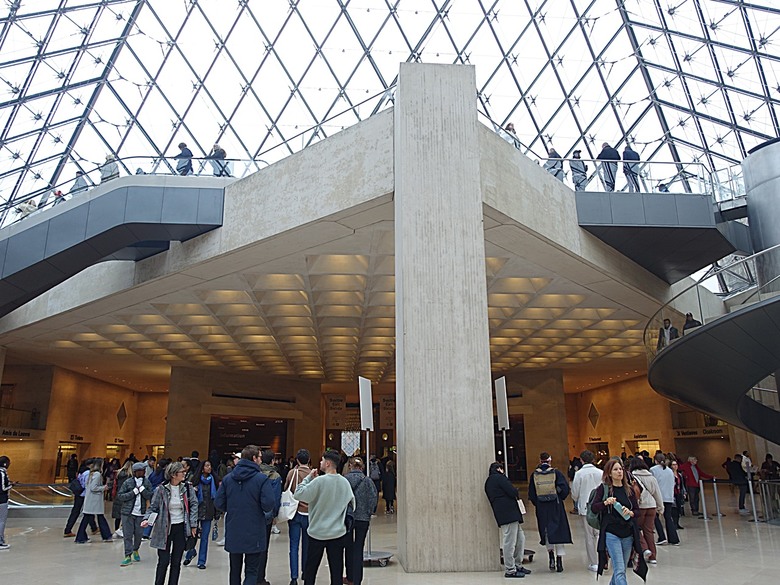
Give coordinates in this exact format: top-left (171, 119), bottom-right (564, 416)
top-left (628, 458), bottom-right (664, 565)
top-left (590, 458), bottom-right (648, 584)
top-left (344, 457), bottom-right (378, 585)
top-left (368, 455), bottom-right (382, 495)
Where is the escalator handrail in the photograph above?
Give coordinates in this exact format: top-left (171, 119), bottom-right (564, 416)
top-left (643, 242), bottom-right (780, 358)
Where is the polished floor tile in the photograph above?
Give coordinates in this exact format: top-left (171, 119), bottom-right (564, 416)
top-left (2, 490), bottom-right (780, 584)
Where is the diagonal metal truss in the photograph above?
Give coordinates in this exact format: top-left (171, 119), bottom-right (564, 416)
top-left (1, 0), bottom-right (779, 218)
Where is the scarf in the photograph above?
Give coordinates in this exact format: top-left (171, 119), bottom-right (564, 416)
top-left (198, 474), bottom-right (217, 502)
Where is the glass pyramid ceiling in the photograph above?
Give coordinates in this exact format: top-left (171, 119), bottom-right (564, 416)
top-left (1, 0), bottom-right (779, 212)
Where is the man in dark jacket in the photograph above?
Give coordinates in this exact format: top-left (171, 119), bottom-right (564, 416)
top-left (596, 142), bottom-right (620, 191)
top-left (622, 144), bottom-right (641, 192)
top-left (215, 445), bottom-right (276, 585)
top-left (528, 452), bottom-right (572, 573)
top-left (257, 449), bottom-right (282, 581)
top-left (66, 454), bottom-right (79, 481)
top-left (726, 454), bottom-right (749, 514)
top-left (485, 462), bottom-right (530, 579)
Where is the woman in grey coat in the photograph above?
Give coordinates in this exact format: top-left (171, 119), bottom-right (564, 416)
top-left (142, 461), bottom-right (198, 585)
top-left (75, 458), bottom-right (113, 542)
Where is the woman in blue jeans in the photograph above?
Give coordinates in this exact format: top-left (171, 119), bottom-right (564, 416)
top-left (285, 449), bottom-right (312, 585)
top-left (184, 460), bottom-right (219, 569)
top-left (590, 459), bottom-right (648, 585)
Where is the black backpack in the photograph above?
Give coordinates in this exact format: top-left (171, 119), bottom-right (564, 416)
top-left (68, 477), bottom-right (83, 496)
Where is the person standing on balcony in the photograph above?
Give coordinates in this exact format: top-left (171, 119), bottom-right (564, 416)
top-left (656, 318), bottom-right (679, 350)
top-left (622, 144), bottom-right (641, 192)
top-left (597, 142), bottom-right (620, 191)
top-left (100, 154), bottom-right (119, 183)
top-left (544, 147), bottom-right (565, 181)
top-left (174, 143), bottom-right (193, 176)
top-left (206, 144), bottom-right (230, 176)
top-left (569, 150), bottom-right (588, 191)
top-left (70, 170), bottom-right (89, 196)
top-left (682, 313), bottom-right (702, 334)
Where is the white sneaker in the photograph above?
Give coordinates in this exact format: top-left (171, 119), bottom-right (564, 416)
top-left (643, 549), bottom-right (652, 561)
top-left (656, 539), bottom-right (668, 545)
top-left (216, 538), bottom-right (225, 546)
top-left (271, 525), bottom-right (280, 534)
top-left (115, 529), bottom-right (124, 538)
top-left (588, 564), bottom-right (598, 572)
top-left (648, 560), bottom-right (658, 565)
top-left (0, 543), bottom-right (10, 550)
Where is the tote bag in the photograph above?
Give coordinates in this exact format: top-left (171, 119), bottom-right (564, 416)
top-left (276, 470), bottom-right (301, 523)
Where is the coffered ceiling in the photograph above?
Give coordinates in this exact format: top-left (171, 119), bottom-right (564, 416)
top-left (3, 208), bottom-right (651, 393)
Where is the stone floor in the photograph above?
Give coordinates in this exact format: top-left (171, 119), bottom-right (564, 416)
top-left (2, 490), bottom-right (780, 584)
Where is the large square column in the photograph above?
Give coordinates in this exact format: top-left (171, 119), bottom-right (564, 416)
top-left (394, 63), bottom-right (497, 572)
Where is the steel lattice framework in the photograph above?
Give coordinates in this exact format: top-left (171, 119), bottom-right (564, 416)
top-left (1, 0), bottom-right (779, 218)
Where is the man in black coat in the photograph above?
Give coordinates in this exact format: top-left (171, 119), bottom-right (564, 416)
top-left (215, 445), bottom-right (276, 585)
top-left (485, 462), bottom-right (530, 578)
top-left (726, 454), bottom-right (749, 514)
top-left (596, 142), bottom-right (620, 191)
top-left (657, 318), bottom-right (680, 350)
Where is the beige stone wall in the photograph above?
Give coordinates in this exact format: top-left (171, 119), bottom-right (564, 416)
top-left (2, 366), bottom-right (167, 482)
top-left (165, 367), bottom-right (322, 461)
top-left (135, 392), bottom-right (168, 454)
top-left (505, 370), bottom-right (569, 471)
top-left (569, 376), bottom-right (676, 458)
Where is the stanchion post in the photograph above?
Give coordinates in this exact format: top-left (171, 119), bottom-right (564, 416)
top-left (699, 479), bottom-right (711, 520)
top-left (712, 479), bottom-right (724, 517)
top-left (747, 474), bottom-right (759, 523)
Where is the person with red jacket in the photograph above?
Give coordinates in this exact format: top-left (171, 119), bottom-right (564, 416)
top-left (678, 456), bottom-right (713, 516)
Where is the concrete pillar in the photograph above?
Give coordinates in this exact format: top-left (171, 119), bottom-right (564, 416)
top-left (743, 140), bottom-right (780, 291)
top-left (394, 63), bottom-right (497, 572)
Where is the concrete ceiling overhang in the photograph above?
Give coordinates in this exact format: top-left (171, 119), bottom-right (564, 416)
top-left (0, 116), bottom-right (670, 393)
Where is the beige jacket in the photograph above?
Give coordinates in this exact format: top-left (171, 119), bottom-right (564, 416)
top-left (632, 469), bottom-right (664, 514)
top-left (285, 465), bottom-right (311, 514)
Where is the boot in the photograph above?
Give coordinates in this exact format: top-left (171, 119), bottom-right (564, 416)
top-left (556, 556), bottom-right (564, 573)
top-left (548, 550), bottom-right (555, 571)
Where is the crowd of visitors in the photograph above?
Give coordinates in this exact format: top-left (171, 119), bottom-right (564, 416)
top-left (484, 446), bottom-right (774, 582)
top-left (0, 445), bottom-right (397, 585)
top-left (496, 123), bottom-right (684, 194)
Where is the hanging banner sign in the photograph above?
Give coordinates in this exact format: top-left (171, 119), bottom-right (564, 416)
top-left (380, 396), bottom-right (395, 429)
top-left (327, 395), bottom-right (347, 429)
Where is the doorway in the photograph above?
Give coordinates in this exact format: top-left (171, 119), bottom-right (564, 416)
top-left (105, 444), bottom-right (127, 463)
top-left (585, 442), bottom-right (610, 467)
top-left (55, 443), bottom-right (79, 482)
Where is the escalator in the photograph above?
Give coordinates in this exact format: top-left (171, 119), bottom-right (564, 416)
top-left (648, 295), bottom-right (780, 444)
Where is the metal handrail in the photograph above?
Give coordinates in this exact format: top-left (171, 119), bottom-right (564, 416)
top-left (643, 242), bottom-right (780, 359)
top-left (1, 83), bottom-right (399, 221)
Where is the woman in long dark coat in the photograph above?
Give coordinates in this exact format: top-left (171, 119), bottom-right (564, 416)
top-left (528, 453), bottom-right (573, 572)
top-left (382, 459), bottom-right (396, 514)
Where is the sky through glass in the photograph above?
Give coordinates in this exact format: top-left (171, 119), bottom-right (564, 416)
top-left (1, 0), bottom-right (779, 219)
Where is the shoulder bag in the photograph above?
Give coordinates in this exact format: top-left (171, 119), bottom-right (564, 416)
top-left (276, 469), bottom-right (301, 523)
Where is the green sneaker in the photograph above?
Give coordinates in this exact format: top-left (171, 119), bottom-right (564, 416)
top-left (120, 556), bottom-right (132, 567)
top-left (132, 550), bottom-right (141, 562)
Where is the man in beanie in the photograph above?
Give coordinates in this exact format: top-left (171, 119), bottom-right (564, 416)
top-left (117, 461), bottom-right (153, 566)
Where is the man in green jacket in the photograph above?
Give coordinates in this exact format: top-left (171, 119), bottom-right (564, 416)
top-left (294, 450), bottom-right (355, 585)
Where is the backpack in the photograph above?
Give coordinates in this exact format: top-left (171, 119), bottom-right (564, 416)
top-left (532, 468), bottom-right (558, 502)
top-left (369, 461), bottom-right (381, 480)
top-left (586, 483), bottom-right (608, 529)
top-left (68, 477), bottom-right (83, 496)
